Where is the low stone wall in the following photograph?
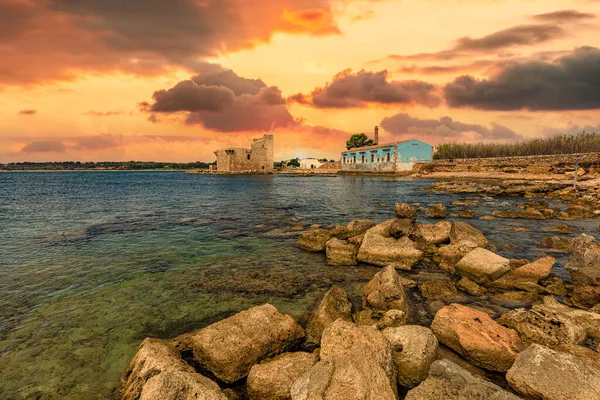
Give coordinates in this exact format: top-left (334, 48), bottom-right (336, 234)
top-left (433, 152), bottom-right (600, 167)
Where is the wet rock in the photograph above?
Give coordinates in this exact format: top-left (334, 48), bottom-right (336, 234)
top-left (541, 276), bottom-right (569, 296)
top-left (405, 360), bottom-right (520, 400)
top-left (541, 235), bottom-right (571, 252)
top-left (412, 221), bottom-right (452, 246)
top-left (489, 290), bottom-right (541, 308)
top-left (395, 202), bottom-right (417, 220)
top-left (298, 229), bottom-right (332, 252)
top-left (547, 223), bottom-right (571, 233)
top-left (291, 320), bottom-right (397, 400)
top-left (492, 208), bottom-right (548, 219)
top-left (597, 224), bottom-right (600, 232)
top-left (121, 338), bottom-right (226, 400)
top-left (571, 284), bottom-right (600, 309)
top-left (431, 304), bottom-right (522, 372)
top-left (247, 352), bottom-right (317, 400)
top-left (388, 218), bottom-right (415, 239)
top-left (362, 265), bottom-right (409, 320)
top-left (457, 277), bottom-right (486, 296)
top-left (565, 234), bottom-right (600, 286)
top-left (455, 248), bottom-right (511, 284)
top-left (328, 226), bottom-right (354, 240)
top-left (497, 301), bottom-right (586, 347)
top-left (427, 203), bottom-right (447, 218)
top-left (434, 240), bottom-right (478, 273)
top-left (325, 238), bottom-right (358, 266)
top-left (382, 325), bottom-right (438, 388)
top-left (449, 222), bottom-right (488, 248)
top-left (357, 220), bottom-right (422, 270)
top-left (506, 344), bottom-right (600, 400)
top-left (458, 209), bottom-right (475, 218)
top-left (305, 286), bottom-right (353, 348)
top-left (418, 279), bottom-right (464, 302)
top-left (557, 205), bottom-right (593, 220)
top-left (189, 304), bottom-right (305, 383)
top-left (346, 219), bottom-right (376, 236)
top-left (347, 233), bottom-right (365, 247)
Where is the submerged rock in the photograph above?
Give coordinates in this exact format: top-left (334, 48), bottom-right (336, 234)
top-left (325, 238), bottom-right (358, 266)
top-left (298, 229), bottom-right (332, 252)
top-left (427, 203), bottom-right (447, 218)
top-left (541, 236), bottom-right (572, 252)
top-left (405, 360), bottom-right (520, 400)
top-left (431, 304), bottom-right (522, 372)
top-left (418, 279), bottom-right (464, 302)
top-left (357, 220), bottom-right (422, 270)
top-left (449, 222), bottom-right (488, 248)
top-left (382, 325), bottom-right (438, 388)
top-left (395, 202), bottom-right (417, 220)
top-left (455, 248), bottom-right (511, 284)
top-left (305, 286), bottom-right (353, 348)
top-left (458, 209), bottom-right (475, 218)
top-left (506, 344), bottom-right (600, 400)
top-left (189, 304), bottom-right (305, 383)
top-left (362, 265), bottom-right (409, 319)
top-left (247, 352), bottom-right (317, 400)
top-left (121, 338), bottom-right (226, 400)
top-left (291, 320), bottom-right (397, 400)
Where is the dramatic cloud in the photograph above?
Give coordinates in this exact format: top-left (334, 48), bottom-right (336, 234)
top-left (444, 46), bottom-right (600, 110)
top-left (18, 109), bottom-right (37, 115)
top-left (0, 0), bottom-right (346, 85)
top-left (289, 69), bottom-right (441, 108)
top-left (144, 65), bottom-right (296, 132)
top-left (380, 113), bottom-right (523, 144)
top-left (21, 140), bottom-right (67, 153)
top-left (533, 10), bottom-right (595, 23)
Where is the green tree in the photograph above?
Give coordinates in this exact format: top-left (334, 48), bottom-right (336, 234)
top-left (287, 159), bottom-right (300, 167)
top-left (346, 133), bottom-right (374, 150)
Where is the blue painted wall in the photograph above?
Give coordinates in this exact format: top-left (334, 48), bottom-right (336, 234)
top-left (341, 139), bottom-right (432, 172)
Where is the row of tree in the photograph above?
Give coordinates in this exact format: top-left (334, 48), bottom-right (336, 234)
top-left (0, 161), bottom-right (215, 171)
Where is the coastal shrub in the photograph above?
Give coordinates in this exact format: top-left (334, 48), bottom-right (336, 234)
top-left (497, 162), bottom-right (508, 168)
top-left (433, 131), bottom-right (600, 159)
top-left (287, 159), bottom-right (300, 167)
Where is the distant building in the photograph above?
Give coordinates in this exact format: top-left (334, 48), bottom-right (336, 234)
top-left (214, 134), bottom-right (274, 173)
top-left (341, 127), bottom-right (432, 173)
top-left (299, 158), bottom-right (324, 169)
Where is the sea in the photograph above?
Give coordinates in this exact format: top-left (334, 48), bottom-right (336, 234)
top-left (0, 171), bottom-right (598, 399)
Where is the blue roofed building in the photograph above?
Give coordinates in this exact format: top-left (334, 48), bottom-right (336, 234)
top-left (341, 127), bottom-right (433, 173)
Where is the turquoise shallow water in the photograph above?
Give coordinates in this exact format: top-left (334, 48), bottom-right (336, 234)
top-left (0, 172), bottom-right (598, 399)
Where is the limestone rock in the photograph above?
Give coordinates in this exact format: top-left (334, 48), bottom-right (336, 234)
top-left (357, 220), bottom-right (422, 269)
top-left (572, 284), bottom-right (600, 309)
top-left (395, 202), bottom-right (417, 220)
top-left (305, 286), bottom-right (353, 348)
top-left (431, 304), bottom-right (522, 372)
top-left (405, 360), bottom-right (520, 400)
top-left (449, 222), bottom-right (488, 248)
top-left (375, 309), bottom-right (407, 330)
top-left (412, 221), bottom-right (452, 245)
top-left (458, 209), bottom-right (475, 218)
top-left (506, 344), bottom-right (600, 400)
top-left (566, 234), bottom-right (600, 286)
top-left (388, 218), bottom-right (415, 239)
top-left (325, 238), bottom-right (357, 266)
top-left (547, 223), bottom-right (571, 233)
top-left (555, 343), bottom-right (600, 370)
top-left (328, 226), bottom-right (354, 240)
top-left (346, 219), bottom-right (376, 236)
top-left (457, 277), bottom-right (486, 296)
top-left (382, 325), bottom-right (438, 388)
top-left (121, 338), bottom-right (226, 400)
top-left (362, 265), bottom-right (409, 318)
top-left (247, 352), bottom-right (317, 400)
top-left (290, 320), bottom-right (397, 400)
top-left (491, 256), bottom-right (555, 290)
top-left (434, 240), bottom-right (478, 273)
top-left (427, 203), bottom-right (447, 218)
top-left (298, 229), bottom-right (332, 252)
top-left (492, 208), bottom-right (547, 219)
top-left (190, 304), bottom-right (305, 383)
top-left (541, 235), bottom-right (571, 251)
top-left (557, 205), bottom-right (593, 220)
top-left (455, 248), bottom-right (511, 284)
top-left (538, 296), bottom-right (600, 340)
top-left (418, 279), bottom-right (462, 302)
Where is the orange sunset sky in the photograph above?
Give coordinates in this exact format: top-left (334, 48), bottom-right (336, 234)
top-left (1, 0), bottom-right (599, 162)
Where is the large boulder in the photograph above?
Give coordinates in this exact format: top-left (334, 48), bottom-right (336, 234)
top-left (291, 320), bottom-right (397, 400)
top-left (247, 352), bottom-right (317, 400)
top-left (434, 240), bottom-right (478, 273)
top-left (431, 304), bottom-right (522, 372)
top-left (449, 222), bottom-right (488, 248)
top-left (427, 203), bottom-right (447, 218)
top-left (346, 220), bottom-right (376, 236)
top-left (382, 326), bottom-right (438, 388)
top-left (536, 296), bottom-right (600, 340)
top-left (506, 344), bottom-right (600, 400)
top-left (405, 360), bottom-right (520, 400)
top-left (298, 229), bottom-right (332, 252)
top-left (389, 218), bottom-right (415, 239)
top-left (305, 286), bottom-right (353, 348)
top-left (325, 238), bottom-right (358, 266)
top-left (491, 256), bottom-right (555, 290)
top-left (121, 338), bottom-right (226, 400)
top-left (565, 234), bottom-right (600, 286)
top-left (362, 265), bottom-right (409, 318)
top-left (357, 220), bottom-right (422, 270)
top-left (412, 221), bottom-right (452, 246)
top-left (455, 248), bottom-right (511, 284)
top-left (189, 304), bottom-right (305, 383)
top-left (395, 202), bottom-right (417, 220)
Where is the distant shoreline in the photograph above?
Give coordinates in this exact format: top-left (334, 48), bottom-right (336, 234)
top-left (0, 169), bottom-right (192, 173)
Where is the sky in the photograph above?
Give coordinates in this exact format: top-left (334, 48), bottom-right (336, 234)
top-left (1, 0), bottom-right (599, 162)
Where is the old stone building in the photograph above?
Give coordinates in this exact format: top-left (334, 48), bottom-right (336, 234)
top-left (214, 134), bottom-right (274, 173)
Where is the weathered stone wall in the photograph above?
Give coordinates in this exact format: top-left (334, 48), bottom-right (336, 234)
top-left (214, 134), bottom-right (274, 173)
top-left (433, 152), bottom-right (600, 167)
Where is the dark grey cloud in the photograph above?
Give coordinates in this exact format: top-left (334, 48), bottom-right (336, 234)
top-left (533, 10), bottom-right (595, 23)
top-left (18, 109), bottom-right (37, 115)
top-left (21, 140), bottom-right (67, 153)
top-left (444, 46), bottom-right (600, 110)
top-left (289, 69), bottom-right (441, 108)
top-left (380, 113), bottom-right (523, 143)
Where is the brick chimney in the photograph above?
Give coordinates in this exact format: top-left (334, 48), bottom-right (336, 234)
top-left (374, 126), bottom-right (379, 145)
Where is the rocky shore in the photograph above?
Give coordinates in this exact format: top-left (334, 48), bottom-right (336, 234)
top-left (116, 202), bottom-right (600, 400)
